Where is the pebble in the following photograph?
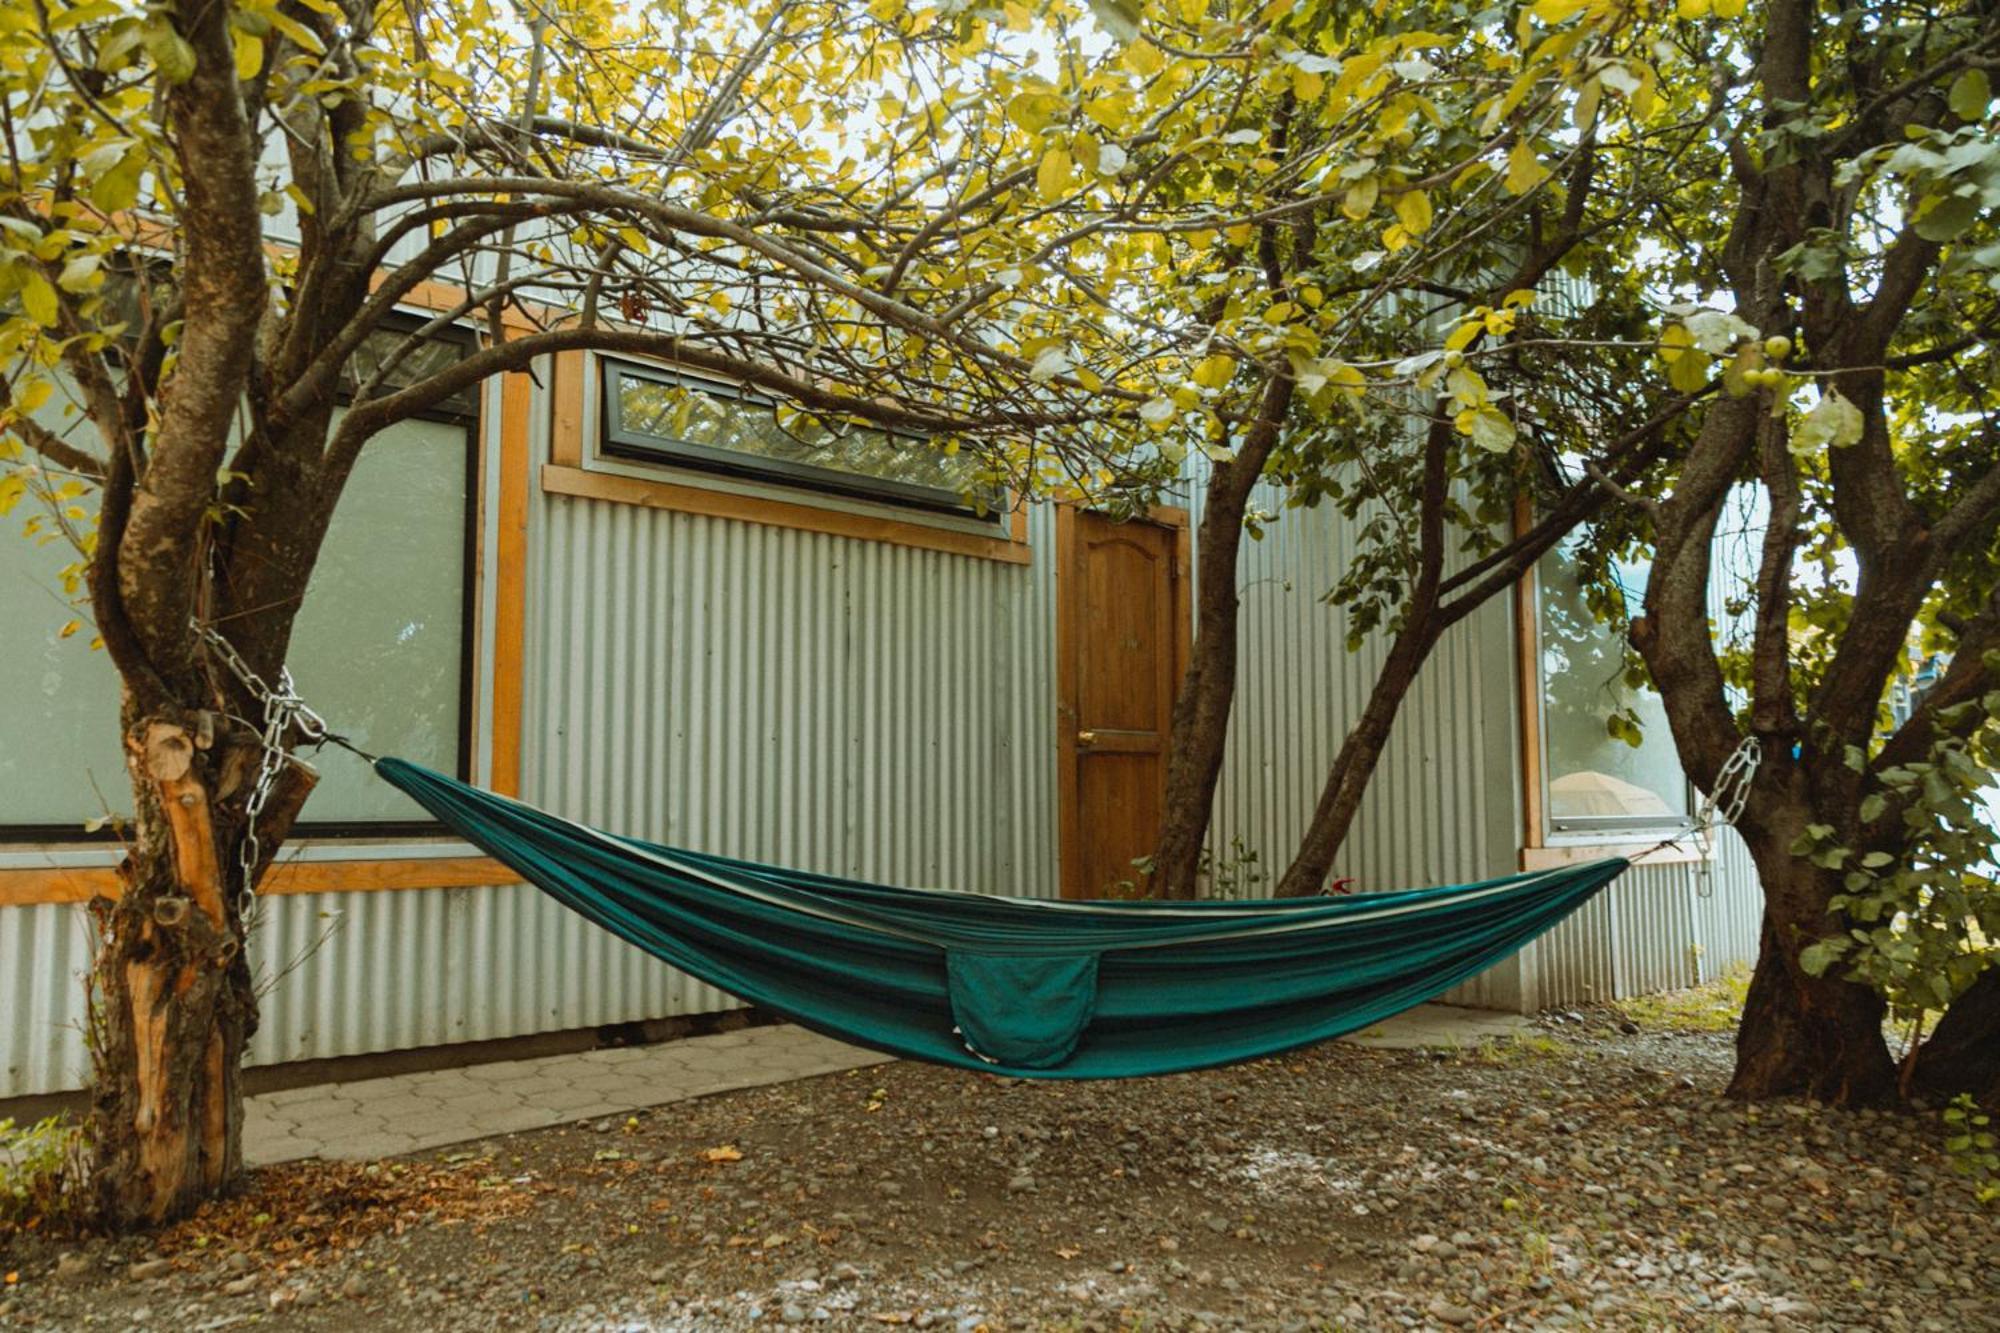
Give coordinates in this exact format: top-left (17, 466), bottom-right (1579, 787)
top-left (14, 1011), bottom-right (1994, 1333)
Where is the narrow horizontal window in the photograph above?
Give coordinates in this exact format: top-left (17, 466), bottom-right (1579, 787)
top-left (600, 359), bottom-right (1001, 518)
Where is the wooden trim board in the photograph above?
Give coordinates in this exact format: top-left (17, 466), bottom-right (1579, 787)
top-left (542, 463), bottom-right (1031, 564)
top-left (488, 369), bottom-right (533, 797)
top-left (0, 856), bottom-right (523, 906)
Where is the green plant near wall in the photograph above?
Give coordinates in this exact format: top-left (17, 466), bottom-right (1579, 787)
top-left (0, 1115), bottom-right (92, 1229)
top-left (1795, 707), bottom-right (2000, 1029)
top-left (1943, 1094), bottom-right (1999, 1208)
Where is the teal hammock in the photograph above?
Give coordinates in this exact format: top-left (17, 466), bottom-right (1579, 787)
top-left (371, 757), bottom-right (1629, 1079)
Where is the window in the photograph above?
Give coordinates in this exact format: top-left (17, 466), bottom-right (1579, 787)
top-left (0, 411), bottom-right (474, 838)
top-left (1537, 536), bottom-right (1690, 835)
top-left (600, 358), bottom-right (999, 517)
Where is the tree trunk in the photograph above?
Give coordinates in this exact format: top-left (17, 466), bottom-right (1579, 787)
top-left (1150, 374), bottom-right (1295, 899)
top-left (1273, 624), bottom-right (1436, 897)
top-left (88, 716), bottom-right (253, 1226)
top-left (86, 711), bottom-right (313, 1226)
top-left (1914, 968), bottom-right (2000, 1107)
top-left (1726, 849), bottom-right (1898, 1105)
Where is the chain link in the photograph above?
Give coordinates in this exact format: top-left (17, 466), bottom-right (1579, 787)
top-left (1690, 735), bottom-right (1762, 899)
top-left (196, 622), bottom-right (331, 907)
top-left (1629, 734), bottom-right (1761, 897)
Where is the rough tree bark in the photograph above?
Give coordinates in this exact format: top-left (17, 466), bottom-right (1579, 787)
top-left (1726, 825), bottom-right (1899, 1105)
top-left (1915, 968), bottom-right (2000, 1106)
top-left (1150, 370), bottom-right (1296, 899)
top-left (80, 0), bottom-right (283, 1227)
top-left (87, 721), bottom-right (315, 1225)
top-left (1272, 421), bottom-right (1451, 897)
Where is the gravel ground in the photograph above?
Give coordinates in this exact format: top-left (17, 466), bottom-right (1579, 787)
top-left (3, 1003), bottom-right (1996, 1332)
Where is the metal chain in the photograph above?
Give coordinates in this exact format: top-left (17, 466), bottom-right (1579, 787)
top-left (1629, 734), bottom-right (1761, 898)
top-left (195, 622), bottom-right (330, 906)
top-left (1691, 735), bottom-right (1762, 899)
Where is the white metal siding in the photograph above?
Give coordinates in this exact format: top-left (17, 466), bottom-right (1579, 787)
top-left (1181, 464), bottom-right (1762, 1012)
top-left (3, 423), bottom-right (1768, 1096)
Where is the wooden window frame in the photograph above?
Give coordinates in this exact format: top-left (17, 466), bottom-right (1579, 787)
top-left (1514, 497), bottom-right (1706, 870)
top-left (0, 289), bottom-right (533, 905)
top-left (543, 350), bottom-right (1031, 566)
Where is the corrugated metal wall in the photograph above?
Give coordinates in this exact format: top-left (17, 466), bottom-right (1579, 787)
top-left (2, 380), bottom-right (1767, 1096)
top-left (1180, 461), bottom-right (1762, 1012)
top-left (524, 496), bottom-right (1057, 898)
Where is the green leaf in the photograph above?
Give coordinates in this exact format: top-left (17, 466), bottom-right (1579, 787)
top-left (1799, 938), bottom-right (1849, 976)
top-left (1461, 407), bottom-right (1514, 452)
top-left (143, 20), bottom-right (197, 84)
top-left (1084, 0), bottom-right (1143, 42)
top-left (1947, 68), bottom-right (1991, 122)
top-left (56, 254), bottom-right (102, 292)
top-left (1914, 193), bottom-right (1978, 243)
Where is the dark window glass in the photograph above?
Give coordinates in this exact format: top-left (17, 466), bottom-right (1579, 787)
top-left (601, 360), bottom-right (999, 517)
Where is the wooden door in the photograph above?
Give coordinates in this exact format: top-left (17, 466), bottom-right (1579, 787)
top-left (1056, 506), bottom-right (1188, 899)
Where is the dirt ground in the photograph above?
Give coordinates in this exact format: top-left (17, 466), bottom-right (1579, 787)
top-left (3, 996), bottom-right (1996, 1331)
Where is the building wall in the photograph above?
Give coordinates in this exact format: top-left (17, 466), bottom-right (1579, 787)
top-left (1182, 462), bottom-right (1762, 1010)
top-left (1, 377), bottom-right (1763, 1098)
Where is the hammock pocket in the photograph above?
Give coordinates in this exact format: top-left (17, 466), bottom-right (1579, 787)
top-left (376, 757), bottom-right (1628, 1079)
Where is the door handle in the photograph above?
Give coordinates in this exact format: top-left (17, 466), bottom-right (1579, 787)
top-left (1076, 730), bottom-right (1098, 747)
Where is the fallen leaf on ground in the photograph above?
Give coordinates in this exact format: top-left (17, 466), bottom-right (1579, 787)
top-left (700, 1145), bottom-right (744, 1163)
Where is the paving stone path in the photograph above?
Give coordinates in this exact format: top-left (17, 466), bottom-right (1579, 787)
top-left (243, 1024), bottom-right (893, 1166)
top-left (243, 1005), bottom-right (1528, 1165)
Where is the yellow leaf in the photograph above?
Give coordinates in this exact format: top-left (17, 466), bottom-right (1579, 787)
top-left (1341, 175), bottom-right (1379, 220)
top-left (1292, 68), bottom-right (1324, 101)
top-left (1327, 363), bottom-right (1366, 397)
top-left (1505, 141), bottom-right (1551, 195)
top-left (16, 377), bottom-right (52, 412)
top-left (1008, 91), bottom-right (1064, 134)
top-left (19, 269), bottom-right (58, 327)
top-left (1444, 319), bottom-right (1483, 352)
top-left (1072, 132), bottom-right (1099, 175)
top-left (1657, 325), bottom-right (1711, 393)
top-left (707, 290), bottom-right (731, 316)
top-left (1393, 188), bottom-right (1433, 235)
top-left (701, 1145), bottom-right (744, 1163)
top-left (59, 620), bottom-right (81, 639)
top-left (233, 30), bottom-right (264, 80)
top-left (1192, 354), bottom-right (1235, 389)
top-left (1036, 148), bottom-right (1073, 202)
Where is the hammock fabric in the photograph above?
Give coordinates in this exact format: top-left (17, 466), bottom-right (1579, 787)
top-left (376, 757), bottom-right (1629, 1080)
